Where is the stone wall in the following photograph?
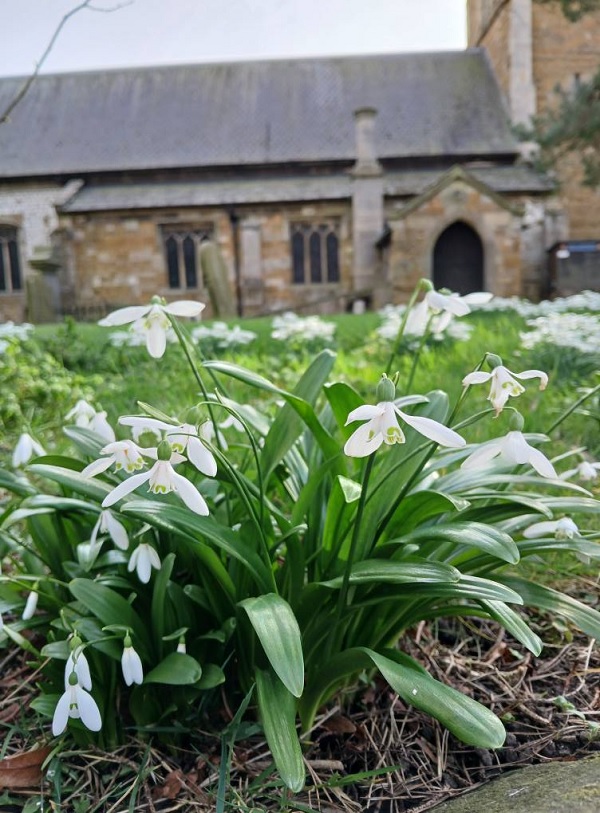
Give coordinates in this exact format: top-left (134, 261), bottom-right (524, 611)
top-left (386, 179), bottom-right (528, 300)
top-left (0, 180), bottom-right (81, 322)
top-left (62, 201), bottom-right (353, 317)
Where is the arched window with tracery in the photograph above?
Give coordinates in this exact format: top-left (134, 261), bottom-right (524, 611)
top-left (0, 226), bottom-right (23, 292)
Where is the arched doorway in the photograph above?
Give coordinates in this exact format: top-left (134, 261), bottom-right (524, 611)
top-left (432, 221), bottom-right (484, 294)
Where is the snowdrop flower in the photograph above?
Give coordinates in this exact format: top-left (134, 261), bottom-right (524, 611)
top-left (90, 509), bottom-right (129, 551)
top-left (128, 542), bottom-right (161, 583)
top-left (119, 414), bottom-right (217, 477)
top-left (176, 637), bottom-right (187, 654)
top-left (462, 360), bottom-right (548, 415)
top-left (52, 672), bottom-right (102, 736)
top-left (65, 399), bottom-right (97, 427)
top-left (561, 460), bottom-right (600, 482)
top-left (523, 517), bottom-right (580, 540)
top-left (64, 643), bottom-right (92, 691)
top-left (425, 290), bottom-right (492, 333)
top-left (462, 430), bottom-right (557, 478)
top-left (81, 440), bottom-right (149, 478)
top-left (344, 376), bottom-right (466, 458)
top-left (12, 433), bottom-right (45, 468)
top-left (99, 297), bottom-right (205, 359)
top-left (121, 634), bottom-right (143, 685)
top-left (22, 590), bottom-right (39, 621)
top-left (88, 411), bottom-right (116, 443)
top-left (102, 440), bottom-right (210, 515)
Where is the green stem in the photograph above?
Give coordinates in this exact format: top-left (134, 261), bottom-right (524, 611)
top-left (545, 380), bottom-right (600, 436)
top-left (336, 454), bottom-right (375, 618)
top-left (405, 314), bottom-right (434, 394)
top-left (385, 281), bottom-right (427, 376)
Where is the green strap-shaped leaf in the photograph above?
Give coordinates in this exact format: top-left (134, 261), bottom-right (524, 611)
top-left (499, 576), bottom-right (600, 639)
top-left (240, 593), bottom-right (304, 698)
top-left (366, 648), bottom-right (506, 748)
top-left (144, 652), bottom-right (202, 685)
top-left (28, 464), bottom-right (112, 502)
top-left (69, 577), bottom-right (150, 658)
top-left (319, 558), bottom-right (460, 587)
top-left (402, 522), bottom-right (520, 565)
top-left (256, 666), bottom-right (305, 793)
top-left (479, 599), bottom-right (543, 655)
top-left (300, 647), bottom-right (505, 749)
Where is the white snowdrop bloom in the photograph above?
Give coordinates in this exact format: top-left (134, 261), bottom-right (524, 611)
top-left (102, 440), bottom-right (210, 515)
top-left (88, 411), bottom-right (116, 443)
top-left (64, 647), bottom-right (92, 691)
top-left (561, 460), bottom-right (600, 482)
top-left (127, 543), bottom-right (161, 584)
top-left (523, 517), bottom-right (580, 540)
top-left (462, 364), bottom-right (548, 415)
top-left (99, 298), bottom-right (205, 359)
top-left (119, 416), bottom-right (217, 477)
top-left (176, 638), bottom-right (187, 654)
top-left (121, 636), bottom-right (144, 685)
top-left (65, 400), bottom-right (97, 427)
top-left (12, 433), bottom-right (45, 468)
top-left (271, 312), bottom-right (335, 342)
top-left (81, 440), bottom-right (150, 478)
top-left (52, 673), bottom-right (102, 736)
top-left (344, 394), bottom-right (465, 458)
top-left (90, 509), bottom-right (129, 551)
top-left (22, 590), bottom-right (39, 621)
top-left (461, 430), bottom-right (557, 478)
top-left (191, 321), bottom-right (256, 348)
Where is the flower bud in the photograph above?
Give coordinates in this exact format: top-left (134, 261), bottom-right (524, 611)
top-left (420, 279), bottom-right (434, 292)
top-left (185, 406), bottom-right (203, 426)
top-left (124, 632), bottom-right (133, 648)
top-left (151, 295), bottom-right (164, 305)
top-left (68, 670), bottom-right (79, 686)
top-left (509, 411), bottom-right (525, 432)
top-left (376, 375), bottom-right (396, 403)
top-left (69, 634), bottom-right (83, 652)
top-left (486, 353), bottom-right (503, 370)
top-left (157, 440), bottom-right (172, 461)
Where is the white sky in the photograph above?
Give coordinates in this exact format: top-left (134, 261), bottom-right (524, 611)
top-left (2, 0), bottom-right (467, 77)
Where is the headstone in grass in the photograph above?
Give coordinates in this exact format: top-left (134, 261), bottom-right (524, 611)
top-left (200, 241), bottom-right (235, 318)
top-left (432, 755), bottom-right (600, 812)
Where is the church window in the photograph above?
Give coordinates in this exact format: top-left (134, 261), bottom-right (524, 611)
top-left (290, 222), bottom-right (340, 285)
top-left (160, 224), bottom-right (213, 290)
top-left (0, 226), bottom-right (22, 292)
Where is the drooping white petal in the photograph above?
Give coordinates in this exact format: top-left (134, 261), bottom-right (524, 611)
top-left (461, 439), bottom-right (503, 470)
top-left (129, 543), bottom-right (161, 583)
top-left (81, 456), bottom-right (115, 479)
top-left (52, 689), bottom-right (72, 736)
top-left (22, 591), bottom-right (38, 621)
top-left (145, 319), bottom-right (168, 359)
top-left (345, 404), bottom-right (384, 425)
top-left (102, 470), bottom-right (152, 507)
top-left (426, 291), bottom-right (470, 316)
top-left (171, 471), bottom-right (210, 515)
top-left (74, 685), bottom-right (102, 731)
top-left (119, 415), bottom-right (172, 435)
top-left (501, 431), bottom-right (532, 466)
top-left (522, 520), bottom-right (559, 539)
top-left (104, 511), bottom-right (129, 550)
top-left (462, 292), bottom-right (493, 306)
top-left (512, 369), bottom-right (548, 390)
top-left (163, 300), bottom-right (206, 318)
top-left (379, 402), bottom-right (404, 445)
top-left (187, 436), bottom-right (218, 476)
top-left (396, 409), bottom-right (466, 448)
top-left (344, 421), bottom-right (384, 458)
top-left (64, 649), bottom-right (92, 691)
top-left (121, 646), bottom-right (144, 686)
top-left (12, 434), bottom-right (33, 467)
top-left (89, 412), bottom-right (116, 443)
top-left (462, 371), bottom-right (492, 386)
top-left (99, 305), bottom-right (150, 326)
top-left (527, 447), bottom-right (558, 479)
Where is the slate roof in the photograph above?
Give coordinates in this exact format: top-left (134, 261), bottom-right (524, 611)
top-left (0, 50), bottom-right (518, 178)
top-left (60, 166), bottom-right (553, 213)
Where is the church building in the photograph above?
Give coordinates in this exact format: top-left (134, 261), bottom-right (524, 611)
top-left (0, 0), bottom-right (597, 322)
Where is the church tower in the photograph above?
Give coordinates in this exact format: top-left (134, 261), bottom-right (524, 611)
top-left (467, 0), bottom-right (600, 239)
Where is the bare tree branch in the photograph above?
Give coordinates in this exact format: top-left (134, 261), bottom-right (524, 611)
top-left (0, 0), bottom-right (133, 125)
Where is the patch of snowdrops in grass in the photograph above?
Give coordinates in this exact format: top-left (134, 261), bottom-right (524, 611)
top-left (1, 281), bottom-right (600, 797)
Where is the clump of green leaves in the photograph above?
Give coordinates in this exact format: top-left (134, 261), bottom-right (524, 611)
top-left (1, 287), bottom-right (600, 797)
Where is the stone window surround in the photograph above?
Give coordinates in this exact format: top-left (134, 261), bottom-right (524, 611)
top-left (159, 222), bottom-right (213, 291)
top-left (290, 220), bottom-right (340, 286)
top-left (0, 222), bottom-right (23, 294)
